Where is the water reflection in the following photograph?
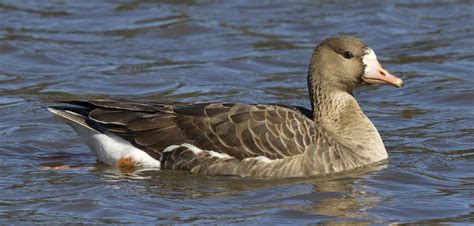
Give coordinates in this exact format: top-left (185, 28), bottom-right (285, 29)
top-left (79, 162), bottom-right (387, 221)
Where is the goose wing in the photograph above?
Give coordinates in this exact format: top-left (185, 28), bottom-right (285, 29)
top-left (63, 100), bottom-right (316, 160)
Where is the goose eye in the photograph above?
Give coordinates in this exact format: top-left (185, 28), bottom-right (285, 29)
top-left (343, 51), bottom-right (353, 59)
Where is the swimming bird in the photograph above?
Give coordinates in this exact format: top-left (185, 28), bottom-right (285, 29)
top-left (48, 36), bottom-right (404, 178)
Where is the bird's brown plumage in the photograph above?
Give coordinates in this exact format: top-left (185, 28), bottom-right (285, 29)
top-left (48, 36), bottom-right (403, 178)
top-left (64, 100), bottom-right (315, 162)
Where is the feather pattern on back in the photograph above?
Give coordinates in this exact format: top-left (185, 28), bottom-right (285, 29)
top-left (63, 100), bottom-right (316, 162)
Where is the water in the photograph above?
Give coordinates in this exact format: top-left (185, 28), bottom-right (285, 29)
top-left (0, 0), bottom-right (473, 223)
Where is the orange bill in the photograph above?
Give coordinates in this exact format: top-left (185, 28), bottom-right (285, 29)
top-left (362, 49), bottom-right (404, 88)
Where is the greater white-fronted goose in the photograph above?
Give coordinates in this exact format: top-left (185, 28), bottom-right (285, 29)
top-left (48, 36), bottom-right (403, 178)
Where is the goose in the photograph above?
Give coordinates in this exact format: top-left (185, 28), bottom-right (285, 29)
top-left (48, 36), bottom-right (403, 178)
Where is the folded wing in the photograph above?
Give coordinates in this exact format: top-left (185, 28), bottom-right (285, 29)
top-left (61, 100), bottom-right (316, 161)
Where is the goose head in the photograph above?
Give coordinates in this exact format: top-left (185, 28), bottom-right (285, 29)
top-left (308, 36), bottom-right (403, 93)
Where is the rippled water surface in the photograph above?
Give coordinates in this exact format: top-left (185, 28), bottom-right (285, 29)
top-left (0, 0), bottom-right (473, 223)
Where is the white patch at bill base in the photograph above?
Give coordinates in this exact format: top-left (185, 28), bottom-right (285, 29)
top-left (362, 48), bottom-right (378, 75)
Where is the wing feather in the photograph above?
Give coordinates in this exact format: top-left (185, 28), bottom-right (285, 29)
top-left (63, 100), bottom-right (315, 160)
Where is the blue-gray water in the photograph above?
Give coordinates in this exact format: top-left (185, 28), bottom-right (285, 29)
top-left (0, 0), bottom-right (473, 224)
